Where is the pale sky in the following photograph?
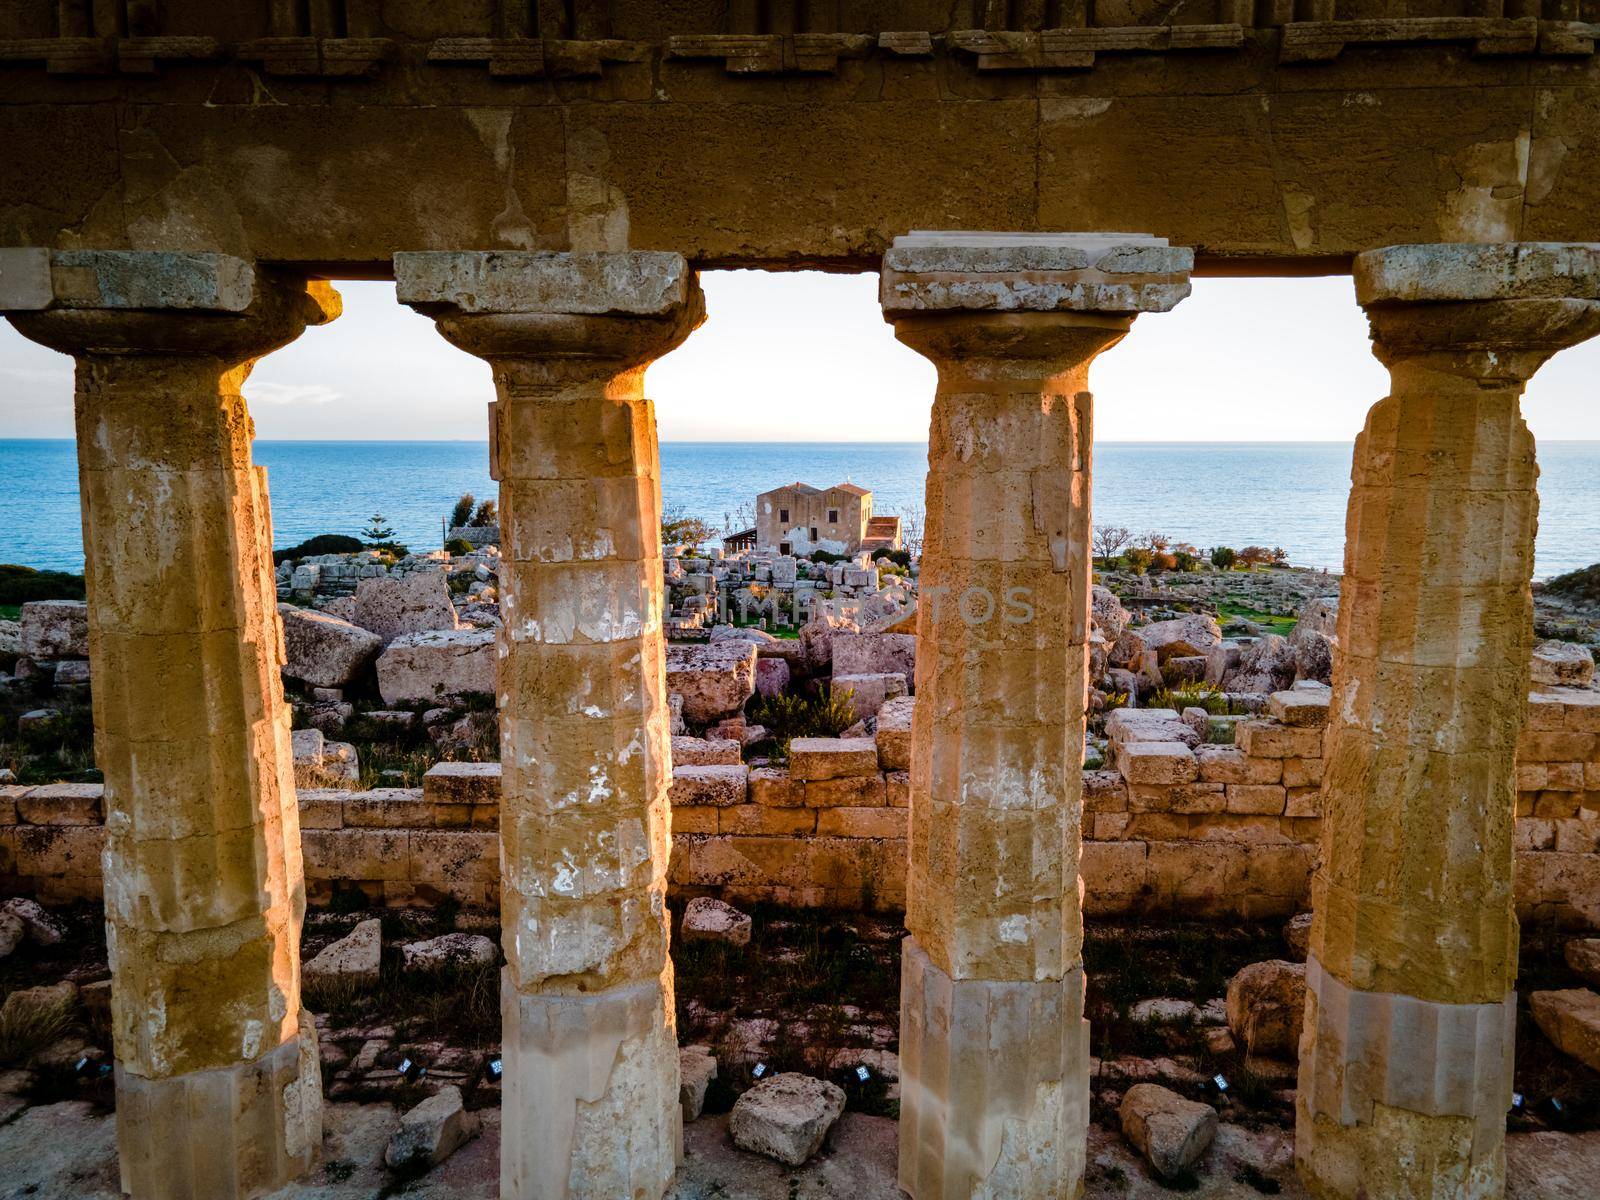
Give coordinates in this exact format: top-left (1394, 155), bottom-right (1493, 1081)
top-left (2, 271), bottom-right (1598, 442)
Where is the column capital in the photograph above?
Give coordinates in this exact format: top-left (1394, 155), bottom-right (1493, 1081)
top-left (395, 249), bottom-right (704, 364)
top-left (1354, 241), bottom-right (1600, 379)
top-left (0, 248), bottom-right (338, 359)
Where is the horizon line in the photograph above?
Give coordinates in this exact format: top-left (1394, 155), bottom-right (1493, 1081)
top-left (7, 436), bottom-right (1600, 446)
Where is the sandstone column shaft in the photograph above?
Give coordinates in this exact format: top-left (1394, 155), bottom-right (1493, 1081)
top-left (3, 250), bottom-right (339, 1200)
top-left (397, 250), bottom-right (703, 1200)
top-left (1298, 243), bottom-right (1600, 1200)
top-left (881, 232), bottom-right (1192, 1200)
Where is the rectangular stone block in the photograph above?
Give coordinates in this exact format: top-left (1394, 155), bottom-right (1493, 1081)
top-left (875, 694), bottom-right (914, 771)
top-left (788, 737), bottom-right (880, 780)
top-left (1082, 769), bottom-right (1128, 813)
top-left (1267, 689), bottom-right (1329, 727)
top-left (14, 824), bottom-right (104, 876)
top-left (1528, 692), bottom-right (1567, 730)
top-left (1519, 731), bottom-right (1598, 762)
top-left (344, 788), bottom-right (431, 828)
top-left (671, 736), bottom-right (743, 766)
top-left (718, 805), bottom-right (817, 836)
top-left (1127, 782), bottom-right (1224, 814)
top-left (1091, 812), bottom-right (1131, 840)
top-left (1536, 791), bottom-right (1582, 819)
top-left (409, 830), bottom-right (497, 885)
top-left (302, 828), bottom-right (411, 882)
top-left (749, 766), bottom-right (805, 807)
top-left (1226, 784), bottom-right (1287, 815)
top-left (669, 764), bottom-right (749, 808)
top-left (16, 783), bottom-right (103, 825)
top-left (1515, 818), bottom-right (1556, 852)
top-left (1081, 840), bottom-right (1148, 906)
top-left (396, 250), bottom-right (691, 316)
top-left (1235, 720), bottom-right (1324, 759)
top-left (1282, 757), bottom-right (1324, 789)
top-left (804, 774), bottom-right (887, 808)
top-left (423, 760), bottom-right (503, 804)
top-left (1116, 740), bottom-right (1198, 785)
top-left (0, 785), bottom-right (23, 826)
top-left (1285, 787), bottom-right (1323, 818)
top-left (671, 806), bottom-right (719, 835)
top-left (1554, 820), bottom-right (1600, 855)
top-left (297, 788), bottom-right (346, 830)
top-left (1564, 692), bottom-right (1600, 732)
top-left (886, 770), bottom-right (910, 808)
top-left (816, 806), bottom-right (908, 839)
top-left (1194, 745), bottom-right (1282, 785)
top-left (1547, 762), bottom-right (1585, 792)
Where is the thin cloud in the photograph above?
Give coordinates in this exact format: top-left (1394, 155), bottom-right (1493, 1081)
top-left (246, 381), bottom-right (341, 406)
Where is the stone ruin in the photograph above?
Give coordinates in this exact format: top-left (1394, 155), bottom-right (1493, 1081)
top-left (5, 7), bottom-right (1600, 1193)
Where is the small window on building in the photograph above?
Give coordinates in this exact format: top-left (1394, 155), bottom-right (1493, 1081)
top-left (779, 508), bottom-right (789, 523)
top-left (809, 527), bottom-right (818, 541)
top-left (780, 542), bottom-right (792, 555)
top-left (828, 509), bottom-right (838, 524)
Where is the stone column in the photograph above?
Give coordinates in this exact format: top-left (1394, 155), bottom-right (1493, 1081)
top-left (396, 251), bottom-right (702, 1200)
top-left (0, 249), bottom-right (339, 1199)
top-left (1298, 243), bottom-right (1600, 1200)
top-left (880, 232), bottom-right (1192, 1199)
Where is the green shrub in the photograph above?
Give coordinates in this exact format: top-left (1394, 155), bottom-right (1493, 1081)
top-left (1123, 548), bottom-right (1153, 575)
top-left (272, 534), bottom-right (363, 566)
top-left (450, 493), bottom-right (476, 529)
top-left (1547, 562), bottom-right (1600, 604)
top-left (444, 538), bottom-right (474, 556)
top-left (1149, 681), bottom-right (1228, 715)
top-left (748, 684), bottom-right (859, 759)
top-left (1210, 546), bottom-right (1237, 570)
top-left (809, 549), bottom-right (847, 565)
top-left (0, 564), bottom-right (86, 606)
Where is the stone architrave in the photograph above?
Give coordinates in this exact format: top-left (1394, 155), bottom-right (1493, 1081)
top-left (398, 250), bottom-right (703, 1200)
top-left (3, 251), bottom-right (339, 1199)
top-left (881, 231), bottom-right (1193, 1200)
top-left (1297, 242), bottom-right (1600, 1200)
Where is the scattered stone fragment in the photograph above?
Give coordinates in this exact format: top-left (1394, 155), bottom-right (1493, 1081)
top-left (304, 918), bottom-right (383, 989)
top-left (1566, 939), bottom-right (1600, 989)
top-left (1119, 1082), bottom-right (1218, 1181)
top-left (1283, 912), bottom-right (1312, 960)
top-left (729, 1072), bottom-right (847, 1167)
top-left (1531, 989), bottom-right (1600, 1071)
top-left (375, 628), bottom-right (496, 705)
top-left (666, 641), bottom-right (758, 725)
top-left (1226, 960), bottom-right (1307, 1060)
top-left (681, 896), bottom-right (752, 947)
top-left (1, 898), bottom-right (64, 947)
top-left (278, 604), bottom-right (383, 688)
top-left (353, 570), bottom-right (462, 644)
top-left (1203, 1027), bottom-right (1236, 1056)
top-left (1532, 639), bottom-right (1595, 688)
top-left (17, 708), bottom-right (61, 735)
top-left (0, 912), bottom-right (24, 960)
top-left (384, 1084), bottom-right (481, 1170)
top-left (399, 932), bottom-right (496, 974)
top-left (1128, 998), bottom-right (1197, 1025)
top-left (679, 1044), bottom-right (718, 1122)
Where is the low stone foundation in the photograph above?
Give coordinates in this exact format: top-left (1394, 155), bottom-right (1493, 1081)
top-left (5, 684), bottom-right (1599, 923)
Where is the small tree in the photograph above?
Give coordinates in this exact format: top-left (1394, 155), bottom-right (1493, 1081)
top-left (361, 512), bottom-right (395, 543)
top-left (450, 493), bottom-right (475, 529)
top-left (1124, 547), bottom-right (1154, 576)
top-left (1271, 546), bottom-right (1290, 565)
top-left (1173, 550), bottom-right (1199, 572)
top-left (899, 503), bottom-right (926, 562)
top-left (1210, 546), bottom-right (1238, 570)
top-left (471, 498), bottom-right (498, 527)
top-left (1142, 531), bottom-right (1171, 553)
top-left (662, 504), bottom-right (717, 548)
top-left (1092, 524), bottom-right (1133, 564)
top-left (1239, 545), bottom-right (1273, 568)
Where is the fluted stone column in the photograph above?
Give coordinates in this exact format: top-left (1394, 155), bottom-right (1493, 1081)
top-left (0, 249), bottom-right (338, 1199)
top-left (1297, 243), bottom-right (1600, 1200)
top-left (880, 232), bottom-right (1192, 1199)
top-left (397, 251), bottom-right (702, 1200)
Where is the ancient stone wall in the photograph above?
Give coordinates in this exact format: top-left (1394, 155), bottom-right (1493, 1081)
top-left (9, 683), bottom-right (1599, 922)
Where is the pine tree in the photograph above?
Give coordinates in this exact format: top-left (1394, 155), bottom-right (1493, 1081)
top-left (361, 512), bottom-right (395, 543)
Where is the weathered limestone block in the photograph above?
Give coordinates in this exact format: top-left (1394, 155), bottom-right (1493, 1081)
top-left (788, 737), bottom-right (878, 780)
top-left (1532, 639), bottom-right (1596, 688)
top-left (385, 1085), bottom-right (481, 1170)
top-left (678, 1045), bottom-right (718, 1122)
top-left (351, 570), bottom-right (461, 643)
top-left (1235, 719), bottom-right (1322, 759)
top-left (375, 627), bottom-right (495, 704)
top-left (729, 1072), bottom-right (847, 1166)
top-left (1226, 960), bottom-right (1307, 1059)
top-left (18, 599), bottom-right (87, 660)
top-left (1137, 614), bottom-right (1223, 661)
top-left (680, 895), bottom-right (752, 945)
top-left (1267, 688), bottom-right (1329, 728)
top-left (1195, 745), bottom-right (1283, 785)
top-left (666, 641), bottom-right (758, 725)
top-left (831, 631), bottom-right (917, 680)
top-left (279, 604), bottom-right (383, 688)
top-left (1531, 988), bottom-right (1600, 1071)
top-left (1116, 740), bottom-right (1199, 786)
top-left (670, 735), bottom-right (741, 766)
top-left (885, 231), bottom-right (1192, 1200)
top-left (399, 250), bottom-right (702, 1200)
top-left (875, 694), bottom-right (915, 771)
top-left (832, 670), bottom-right (908, 720)
top-left (1298, 242), bottom-right (1600, 1200)
top-left (754, 655), bottom-right (790, 698)
top-left (669, 764), bottom-right (748, 808)
top-left (303, 917), bottom-right (382, 989)
top-left (4, 251), bottom-right (340, 1200)
top-left (1106, 706), bottom-right (1199, 748)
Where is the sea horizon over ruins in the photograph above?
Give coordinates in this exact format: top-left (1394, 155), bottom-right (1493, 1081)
top-left (5, 435), bottom-right (1600, 580)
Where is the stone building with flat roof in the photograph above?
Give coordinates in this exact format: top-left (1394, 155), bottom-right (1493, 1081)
top-left (755, 480), bottom-right (899, 555)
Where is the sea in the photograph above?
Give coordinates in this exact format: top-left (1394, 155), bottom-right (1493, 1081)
top-left (2, 439), bottom-right (1597, 580)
